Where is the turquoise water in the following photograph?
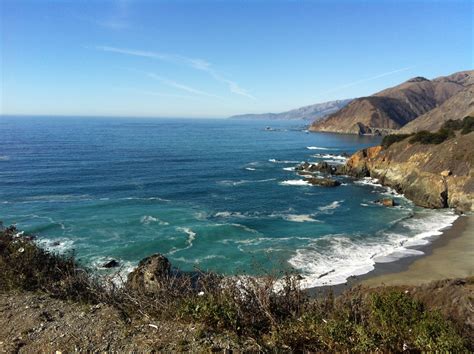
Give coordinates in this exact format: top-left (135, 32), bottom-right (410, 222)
top-left (0, 116), bottom-right (458, 287)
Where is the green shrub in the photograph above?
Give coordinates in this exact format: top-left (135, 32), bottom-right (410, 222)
top-left (409, 128), bottom-right (454, 145)
top-left (460, 116), bottom-right (474, 134)
top-left (381, 133), bottom-right (412, 148)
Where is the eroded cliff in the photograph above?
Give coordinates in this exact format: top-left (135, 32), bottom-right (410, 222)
top-left (344, 132), bottom-right (474, 212)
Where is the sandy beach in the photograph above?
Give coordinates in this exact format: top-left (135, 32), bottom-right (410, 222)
top-left (361, 214), bottom-right (473, 287)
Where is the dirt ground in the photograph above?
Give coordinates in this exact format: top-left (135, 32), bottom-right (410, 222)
top-left (0, 291), bottom-right (255, 352)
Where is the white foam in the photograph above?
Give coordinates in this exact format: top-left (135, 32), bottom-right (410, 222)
top-left (268, 158), bottom-right (301, 164)
top-left (318, 200), bottom-right (343, 212)
top-left (313, 154), bottom-right (347, 160)
top-left (0, 156), bottom-right (10, 161)
top-left (280, 179), bottom-right (310, 186)
top-left (218, 178), bottom-right (276, 186)
top-left (289, 209), bottom-right (459, 289)
top-left (282, 167), bottom-right (296, 171)
top-left (354, 177), bottom-right (383, 187)
top-left (283, 214), bottom-right (318, 223)
top-left (306, 146), bottom-right (330, 150)
top-left (168, 227), bottom-right (197, 255)
top-left (245, 167), bottom-right (257, 171)
top-left (36, 238), bottom-right (74, 253)
top-left (140, 215), bottom-right (169, 225)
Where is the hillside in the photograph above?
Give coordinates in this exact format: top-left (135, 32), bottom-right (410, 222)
top-left (399, 85), bottom-right (474, 133)
top-left (310, 70), bottom-right (473, 135)
top-left (229, 99), bottom-right (351, 120)
top-left (344, 129), bottom-right (474, 212)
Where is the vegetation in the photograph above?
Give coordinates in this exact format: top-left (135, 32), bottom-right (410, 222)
top-left (0, 224), bottom-right (470, 351)
top-left (408, 128), bottom-right (455, 145)
top-left (381, 133), bottom-right (411, 148)
top-left (381, 115), bottom-right (474, 149)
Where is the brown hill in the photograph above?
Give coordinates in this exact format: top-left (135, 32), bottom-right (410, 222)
top-left (399, 85), bottom-right (474, 133)
top-left (310, 70), bottom-right (473, 135)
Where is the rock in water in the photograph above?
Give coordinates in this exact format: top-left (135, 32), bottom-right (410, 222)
top-left (126, 254), bottom-right (171, 293)
top-left (102, 259), bottom-right (119, 268)
top-left (375, 198), bottom-right (396, 207)
top-left (304, 177), bottom-right (341, 187)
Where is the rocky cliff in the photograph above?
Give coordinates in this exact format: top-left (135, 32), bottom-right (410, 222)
top-left (344, 132), bottom-right (474, 212)
top-left (310, 70), bottom-right (473, 135)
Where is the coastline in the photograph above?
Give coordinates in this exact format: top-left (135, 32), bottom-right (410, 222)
top-left (308, 213), bottom-right (473, 296)
top-left (360, 213), bottom-right (473, 287)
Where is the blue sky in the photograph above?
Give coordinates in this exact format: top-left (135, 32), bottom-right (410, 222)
top-left (1, 0), bottom-right (472, 118)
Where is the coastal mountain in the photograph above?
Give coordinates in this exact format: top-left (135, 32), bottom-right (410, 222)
top-left (309, 70), bottom-right (473, 135)
top-left (399, 85), bottom-right (474, 133)
top-left (229, 99), bottom-right (352, 120)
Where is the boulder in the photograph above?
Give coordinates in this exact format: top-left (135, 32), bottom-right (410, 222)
top-left (375, 198), bottom-right (396, 207)
top-left (304, 177), bottom-right (341, 187)
top-left (102, 259), bottom-right (119, 268)
top-left (126, 254), bottom-right (171, 293)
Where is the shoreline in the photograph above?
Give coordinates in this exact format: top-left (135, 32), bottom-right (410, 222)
top-left (308, 213), bottom-right (473, 296)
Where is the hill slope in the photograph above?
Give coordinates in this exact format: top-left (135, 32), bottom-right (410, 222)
top-left (399, 85), bottom-right (474, 133)
top-left (229, 99), bottom-right (351, 120)
top-left (310, 70), bottom-right (473, 135)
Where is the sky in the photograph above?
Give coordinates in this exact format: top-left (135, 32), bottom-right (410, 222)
top-left (1, 0), bottom-right (472, 118)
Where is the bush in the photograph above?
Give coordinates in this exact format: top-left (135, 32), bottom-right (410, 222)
top-left (381, 134), bottom-right (412, 148)
top-left (460, 116), bottom-right (474, 135)
top-left (409, 128), bottom-right (454, 145)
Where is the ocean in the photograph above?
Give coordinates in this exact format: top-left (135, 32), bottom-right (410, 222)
top-left (0, 116), bottom-right (458, 288)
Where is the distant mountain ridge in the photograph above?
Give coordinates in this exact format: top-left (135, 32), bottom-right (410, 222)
top-left (229, 99), bottom-right (352, 120)
top-left (310, 70), bottom-right (473, 135)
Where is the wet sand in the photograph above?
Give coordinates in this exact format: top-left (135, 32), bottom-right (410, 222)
top-left (361, 214), bottom-right (473, 287)
top-left (308, 214), bottom-right (473, 296)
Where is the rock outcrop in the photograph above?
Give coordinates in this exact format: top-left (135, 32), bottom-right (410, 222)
top-left (304, 177), bottom-right (341, 187)
top-left (344, 133), bottom-right (474, 212)
top-left (310, 70), bottom-right (473, 135)
top-left (126, 254), bottom-right (171, 293)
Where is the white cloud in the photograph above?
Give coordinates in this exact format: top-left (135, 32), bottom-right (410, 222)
top-left (145, 72), bottom-right (223, 99)
top-left (95, 45), bottom-right (255, 100)
top-left (326, 66), bottom-right (415, 93)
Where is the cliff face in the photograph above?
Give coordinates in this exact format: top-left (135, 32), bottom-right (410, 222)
top-left (344, 132), bottom-right (474, 212)
top-left (310, 70), bottom-right (473, 135)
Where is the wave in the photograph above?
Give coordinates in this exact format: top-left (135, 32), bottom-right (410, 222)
top-left (354, 177), bottom-right (383, 188)
top-left (36, 238), bottom-right (74, 253)
top-left (122, 196), bottom-right (171, 202)
top-left (140, 215), bottom-right (169, 226)
top-left (0, 155), bottom-right (10, 161)
top-left (245, 167), bottom-right (257, 171)
top-left (218, 178), bottom-right (276, 186)
top-left (289, 209), bottom-right (459, 288)
top-left (312, 153), bottom-right (347, 160)
top-left (168, 227), bottom-right (197, 255)
top-left (318, 200), bottom-right (344, 212)
top-left (279, 179), bottom-right (310, 186)
top-left (306, 146), bottom-right (330, 150)
top-left (268, 158), bottom-right (301, 164)
top-left (283, 214), bottom-right (319, 223)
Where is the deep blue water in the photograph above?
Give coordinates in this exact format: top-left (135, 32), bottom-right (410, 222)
top-left (0, 116), bottom-right (458, 287)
